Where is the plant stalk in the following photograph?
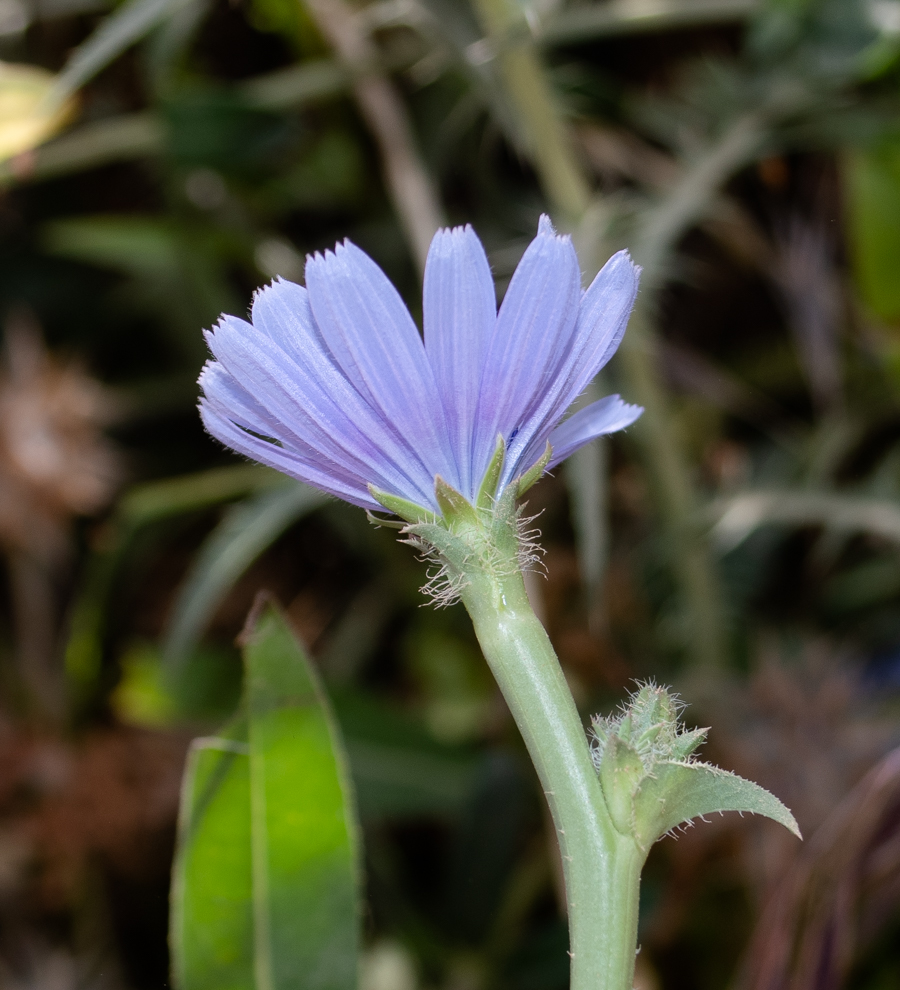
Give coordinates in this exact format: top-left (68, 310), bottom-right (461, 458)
top-left (301, 0), bottom-right (444, 272)
top-left (460, 563), bottom-right (642, 990)
top-left (468, 0), bottom-right (590, 222)
top-left (616, 110), bottom-right (771, 668)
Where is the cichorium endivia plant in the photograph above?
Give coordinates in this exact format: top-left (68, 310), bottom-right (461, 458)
top-left (198, 217), bottom-right (800, 990)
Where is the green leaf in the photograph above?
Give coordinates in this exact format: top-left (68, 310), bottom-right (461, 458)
top-left (49, 0), bottom-right (193, 109)
top-left (591, 684), bottom-right (799, 852)
top-left (44, 215), bottom-right (182, 280)
top-left (64, 465), bottom-right (282, 695)
top-left (163, 482), bottom-right (326, 669)
top-left (120, 466), bottom-right (284, 527)
top-left (844, 142), bottom-right (900, 322)
top-left (171, 723), bottom-right (254, 990)
top-left (171, 601), bottom-right (361, 990)
top-left (632, 761), bottom-right (801, 850)
top-left (244, 601), bottom-right (360, 990)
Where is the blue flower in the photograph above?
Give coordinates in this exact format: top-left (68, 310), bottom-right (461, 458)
top-left (199, 216), bottom-right (642, 513)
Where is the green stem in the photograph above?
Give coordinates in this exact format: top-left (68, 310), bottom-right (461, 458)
top-left (618, 306), bottom-right (727, 670)
top-left (468, 0), bottom-right (590, 221)
top-left (616, 110), bottom-right (770, 669)
top-left (460, 564), bottom-right (642, 990)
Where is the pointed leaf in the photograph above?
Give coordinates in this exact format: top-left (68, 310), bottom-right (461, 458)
top-left (170, 602), bottom-right (361, 990)
top-left (171, 722), bottom-right (254, 990)
top-left (244, 601), bottom-right (361, 990)
top-left (516, 442), bottom-right (552, 496)
top-left (476, 435), bottom-right (506, 509)
top-left (633, 761), bottom-right (801, 850)
top-left (434, 476), bottom-right (479, 527)
top-left (369, 485), bottom-right (435, 524)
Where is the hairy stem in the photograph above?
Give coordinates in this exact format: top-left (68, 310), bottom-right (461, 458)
top-left (460, 563), bottom-right (641, 990)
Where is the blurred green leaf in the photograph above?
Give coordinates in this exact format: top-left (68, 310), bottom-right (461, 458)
top-left (844, 141), bottom-right (900, 322)
top-left (44, 214), bottom-right (182, 279)
top-left (0, 112), bottom-right (164, 187)
top-left (171, 600), bottom-right (361, 990)
top-left (42, 214), bottom-right (242, 362)
top-left (50, 0), bottom-right (194, 108)
top-left (163, 481), bottom-right (326, 669)
top-left (162, 87), bottom-right (300, 176)
top-left (711, 489), bottom-right (900, 551)
top-left (120, 465), bottom-right (285, 524)
top-left (241, 60), bottom-right (346, 111)
top-left (540, 0), bottom-right (759, 47)
top-left (112, 641), bottom-right (242, 726)
top-left (66, 465), bottom-right (282, 693)
top-left (332, 691), bottom-right (479, 819)
top-left (172, 720), bottom-right (255, 990)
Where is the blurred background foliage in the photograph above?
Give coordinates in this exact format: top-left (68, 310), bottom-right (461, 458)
top-left (0, 0), bottom-right (899, 987)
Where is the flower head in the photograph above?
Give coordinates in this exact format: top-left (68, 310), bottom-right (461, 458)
top-left (199, 216), bottom-right (642, 514)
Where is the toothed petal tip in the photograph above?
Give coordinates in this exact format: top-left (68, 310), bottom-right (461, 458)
top-left (538, 214), bottom-right (556, 236)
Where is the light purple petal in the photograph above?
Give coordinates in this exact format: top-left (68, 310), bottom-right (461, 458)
top-left (200, 400), bottom-right (379, 509)
top-left (205, 315), bottom-right (437, 506)
top-left (250, 278), bottom-right (341, 379)
top-left (200, 361), bottom-right (285, 438)
top-left (199, 361), bottom-right (370, 496)
top-left (500, 250), bottom-right (640, 486)
top-left (473, 216), bottom-right (581, 486)
top-left (423, 225), bottom-right (496, 495)
top-left (304, 242), bottom-right (456, 486)
top-left (546, 395), bottom-right (643, 468)
top-left (248, 280), bottom-right (440, 493)
top-left (556, 250), bottom-right (641, 407)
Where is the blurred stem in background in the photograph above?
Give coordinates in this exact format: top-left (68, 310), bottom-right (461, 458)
top-left (468, 0), bottom-right (590, 222)
top-left (619, 109), bottom-right (776, 670)
top-left (471, 0), bottom-right (728, 667)
top-left (8, 549), bottom-right (64, 716)
top-left (300, 0), bottom-right (444, 270)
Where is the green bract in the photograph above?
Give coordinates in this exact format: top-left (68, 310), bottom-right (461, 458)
top-left (591, 684), bottom-right (801, 853)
